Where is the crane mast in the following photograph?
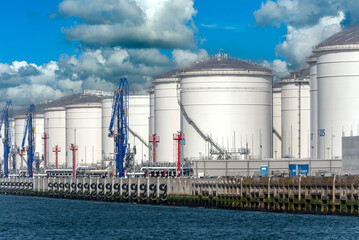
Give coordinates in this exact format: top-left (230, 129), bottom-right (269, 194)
top-left (21, 104), bottom-right (36, 178)
top-left (108, 78), bottom-right (129, 177)
top-left (0, 101), bottom-right (12, 178)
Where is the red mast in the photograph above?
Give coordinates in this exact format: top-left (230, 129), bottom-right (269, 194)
top-left (70, 144), bottom-right (78, 178)
top-left (52, 145), bottom-right (61, 168)
top-left (173, 132), bottom-right (184, 177)
top-left (149, 134), bottom-right (160, 163)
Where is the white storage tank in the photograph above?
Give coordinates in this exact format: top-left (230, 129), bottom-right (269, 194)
top-left (180, 55), bottom-right (273, 160)
top-left (272, 84), bottom-right (282, 159)
top-left (101, 97), bottom-right (114, 167)
top-left (35, 114), bottom-right (44, 164)
top-left (153, 70), bottom-right (181, 163)
top-left (14, 115), bottom-right (26, 170)
top-left (128, 94), bottom-right (150, 165)
top-left (306, 54), bottom-right (318, 159)
top-left (148, 88), bottom-right (155, 137)
top-left (44, 107), bottom-right (66, 168)
top-left (44, 94), bottom-right (82, 168)
top-left (314, 25), bottom-right (359, 159)
top-left (148, 88), bottom-right (155, 163)
top-left (280, 69), bottom-right (310, 159)
top-left (65, 96), bottom-right (102, 168)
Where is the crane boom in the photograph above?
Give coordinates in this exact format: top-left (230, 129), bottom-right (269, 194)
top-left (108, 78), bottom-right (129, 177)
top-left (0, 101), bottom-right (12, 178)
top-left (21, 104), bottom-right (36, 178)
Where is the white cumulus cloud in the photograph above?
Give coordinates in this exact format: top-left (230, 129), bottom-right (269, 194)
top-left (262, 59), bottom-right (289, 80)
top-left (59, 0), bottom-right (197, 49)
top-left (276, 12), bottom-right (344, 66)
top-left (253, 0), bottom-right (354, 67)
top-left (172, 49), bottom-right (208, 68)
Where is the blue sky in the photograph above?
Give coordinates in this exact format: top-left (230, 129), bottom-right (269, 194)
top-left (0, 0), bottom-right (285, 65)
top-left (0, 0), bottom-right (355, 106)
top-left (0, 0), bottom-right (74, 64)
top-left (195, 0), bottom-right (286, 61)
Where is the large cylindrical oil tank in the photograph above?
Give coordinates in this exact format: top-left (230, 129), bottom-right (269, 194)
top-left (14, 115), bottom-right (26, 170)
top-left (280, 69), bottom-right (310, 159)
top-left (65, 96), bottom-right (102, 168)
top-left (101, 97), bottom-right (114, 167)
top-left (15, 113), bottom-right (45, 168)
top-left (306, 54), bottom-right (318, 159)
top-left (153, 70), bottom-right (181, 163)
top-left (148, 88), bottom-right (155, 163)
top-left (180, 56), bottom-right (273, 160)
top-left (314, 25), bottom-right (359, 159)
top-left (44, 107), bottom-right (66, 168)
top-left (128, 94), bottom-right (150, 165)
top-left (149, 88), bottom-right (155, 137)
top-left (14, 110), bottom-right (45, 169)
top-left (35, 114), bottom-right (44, 164)
top-left (272, 84), bottom-right (282, 159)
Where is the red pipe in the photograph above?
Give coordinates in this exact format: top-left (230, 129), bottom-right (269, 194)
top-left (70, 144), bottom-right (78, 178)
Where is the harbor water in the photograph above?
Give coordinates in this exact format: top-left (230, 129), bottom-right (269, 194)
top-left (1, 194), bottom-right (359, 240)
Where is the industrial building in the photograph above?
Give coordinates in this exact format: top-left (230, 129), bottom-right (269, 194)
top-left (179, 55), bottom-right (273, 161)
top-left (152, 69), bottom-right (181, 163)
top-left (272, 83), bottom-right (281, 159)
top-left (306, 54), bottom-right (318, 160)
top-left (6, 90), bottom-right (149, 176)
top-left (313, 25), bottom-right (359, 160)
top-left (279, 68), bottom-right (310, 159)
top-left (2, 25), bottom-right (359, 178)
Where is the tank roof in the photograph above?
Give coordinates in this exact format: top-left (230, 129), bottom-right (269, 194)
top-left (306, 54), bottom-right (317, 64)
top-left (64, 94), bottom-right (102, 106)
top-left (13, 93), bottom-right (102, 117)
top-left (183, 57), bottom-right (272, 73)
top-left (315, 25), bottom-right (359, 51)
top-left (154, 69), bottom-right (181, 80)
top-left (279, 68), bottom-right (310, 84)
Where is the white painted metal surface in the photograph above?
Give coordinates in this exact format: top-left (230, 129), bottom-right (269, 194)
top-left (315, 50), bottom-right (359, 159)
top-left (35, 114), bottom-right (44, 166)
top-left (65, 103), bottom-right (102, 168)
top-left (101, 98), bottom-right (114, 166)
top-left (154, 72), bottom-right (181, 163)
top-left (148, 88), bottom-right (155, 163)
top-left (307, 55), bottom-right (318, 159)
top-left (280, 77), bottom-right (310, 159)
top-left (15, 113), bottom-right (44, 168)
top-left (14, 116), bottom-right (25, 170)
top-left (149, 88), bottom-right (155, 136)
top-left (128, 95), bottom-right (150, 165)
top-left (272, 86), bottom-right (282, 159)
top-left (180, 67), bottom-right (273, 160)
top-left (44, 107), bottom-right (66, 168)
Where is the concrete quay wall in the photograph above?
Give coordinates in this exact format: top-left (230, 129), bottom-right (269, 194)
top-left (0, 176), bottom-right (359, 215)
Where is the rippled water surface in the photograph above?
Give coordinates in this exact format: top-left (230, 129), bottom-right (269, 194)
top-left (0, 194), bottom-right (358, 239)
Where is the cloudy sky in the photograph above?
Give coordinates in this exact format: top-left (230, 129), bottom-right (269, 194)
top-left (0, 0), bottom-right (357, 107)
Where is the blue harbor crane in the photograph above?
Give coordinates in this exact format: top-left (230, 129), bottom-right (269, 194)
top-left (108, 78), bottom-right (129, 177)
top-left (21, 104), bottom-right (36, 178)
top-left (0, 101), bottom-right (12, 178)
